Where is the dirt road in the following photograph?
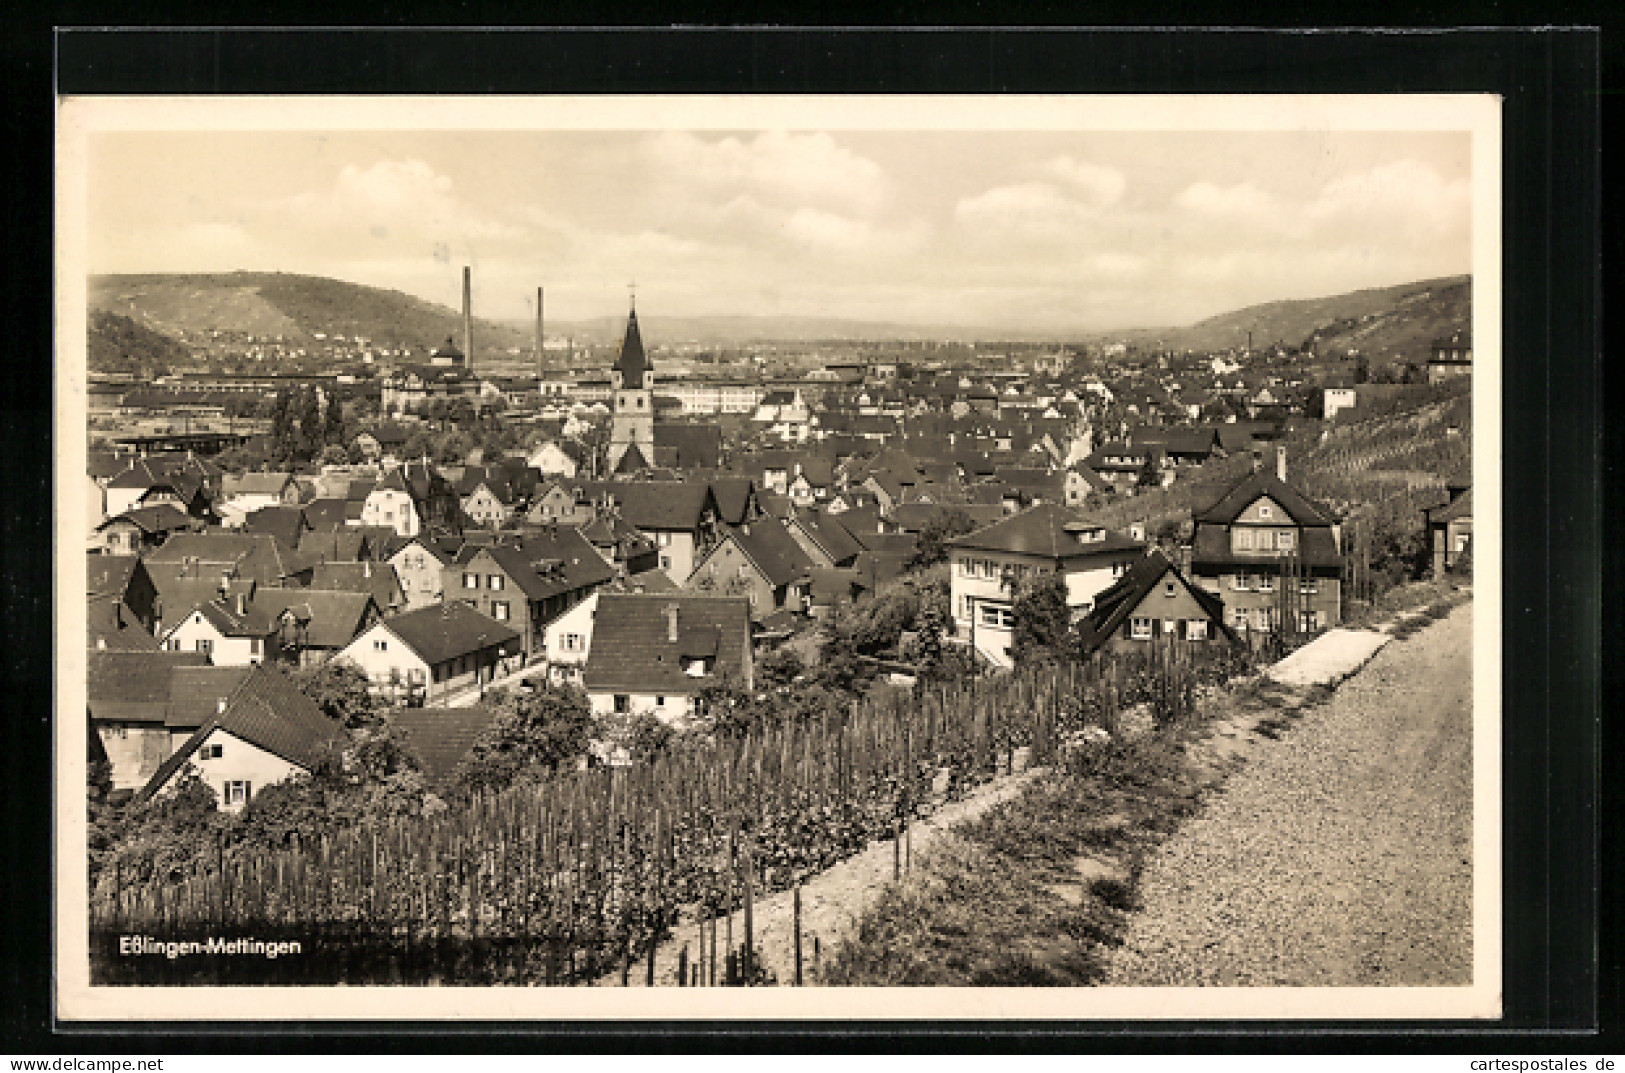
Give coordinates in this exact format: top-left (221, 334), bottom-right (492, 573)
top-left (1105, 600), bottom-right (1474, 986)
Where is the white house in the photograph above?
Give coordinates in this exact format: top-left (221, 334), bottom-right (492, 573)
top-left (389, 535), bottom-right (455, 611)
top-left (360, 467), bottom-right (421, 537)
top-left (541, 591), bottom-right (599, 687)
top-left (158, 596), bottom-right (276, 666)
top-left (136, 664), bottom-right (342, 812)
top-left (336, 600), bottom-right (521, 707)
top-left (581, 595), bottom-right (752, 724)
top-left (946, 503), bottom-right (1146, 669)
top-left (526, 439), bottom-right (582, 478)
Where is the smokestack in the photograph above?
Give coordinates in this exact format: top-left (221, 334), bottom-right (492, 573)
top-left (666, 603), bottom-right (679, 643)
top-left (535, 286), bottom-right (544, 380)
top-left (462, 266), bottom-right (473, 375)
top-left (1276, 445), bottom-right (1288, 482)
top-left (235, 592), bottom-right (248, 617)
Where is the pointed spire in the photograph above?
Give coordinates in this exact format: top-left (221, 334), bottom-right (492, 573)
top-left (613, 293), bottom-right (649, 389)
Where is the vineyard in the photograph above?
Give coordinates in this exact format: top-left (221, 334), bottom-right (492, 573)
top-left (90, 644), bottom-right (1252, 986)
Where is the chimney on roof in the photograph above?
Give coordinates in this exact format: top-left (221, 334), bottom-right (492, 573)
top-left (364, 560), bottom-right (372, 578)
top-left (217, 697), bottom-right (228, 714)
top-left (219, 574), bottom-right (230, 599)
top-left (96, 637), bottom-right (106, 650)
top-left (462, 266), bottom-right (474, 376)
top-left (666, 603), bottom-right (679, 643)
top-left (1275, 445), bottom-right (1288, 482)
top-left (235, 592), bottom-right (248, 617)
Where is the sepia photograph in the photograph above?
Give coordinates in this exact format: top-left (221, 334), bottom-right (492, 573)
top-left (54, 93), bottom-right (1501, 1021)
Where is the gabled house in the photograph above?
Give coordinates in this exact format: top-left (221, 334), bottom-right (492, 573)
top-left (242, 505), bottom-right (313, 549)
top-left (253, 589), bottom-right (382, 667)
top-left (527, 438), bottom-right (585, 478)
top-left (783, 508), bottom-right (865, 569)
top-left (93, 504), bottom-right (198, 555)
top-left (1424, 479), bottom-right (1472, 577)
top-left (525, 481), bottom-right (593, 526)
top-left (310, 560), bottom-right (406, 617)
top-left (1188, 449), bottom-right (1343, 633)
top-left (1073, 548), bottom-right (1240, 659)
top-left (590, 480), bottom-right (721, 583)
top-left (136, 663), bottom-right (343, 811)
top-left (577, 514), bottom-right (660, 576)
top-left (158, 594), bottom-right (278, 666)
top-left (708, 477), bottom-right (761, 527)
top-left (685, 516), bottom-right (816, 619)
top-left (582, 595), bottom-right (753, 724)
top-left (447, 529), bottom-right (614, 660)
top-left (88, 553), bottom-right (160, 641)
top-left (337, 599), bottom-right (522, 706)
top-left (218, 472), bottom-right (301, 523)
top-left (87, 649), bottom-right (208, 791)
top-left (146, 532), bottom-right (312, 589)
top-left (389, 535), bottom-right (459, 610)
top-left (297, 527), bottom-right (375, 566)
top-left (361, 467), bottom-right (423, 537)
top-left (1063, 463), bottom-right (1111, 507)
top-left (947, 503), bottom-right (1146, 669)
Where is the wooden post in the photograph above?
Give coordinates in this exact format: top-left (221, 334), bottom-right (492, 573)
top-left (742, 849), bottom-right (755, 984)
top-left (793, 885), bottom-right (803, 986)
top-left (678, 943), bottom-right (689, 988)
top-left (646, 927), bottom-right (656, 987)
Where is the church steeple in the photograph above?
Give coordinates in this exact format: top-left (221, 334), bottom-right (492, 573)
top-left (612, 298), bottom-right (649, 390)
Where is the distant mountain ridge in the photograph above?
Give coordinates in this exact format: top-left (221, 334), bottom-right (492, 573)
top-left (88, 270), bottom-right (1471, 362)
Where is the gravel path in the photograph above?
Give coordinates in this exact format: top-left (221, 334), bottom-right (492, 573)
top-left (597, 759), bottom-right (1046, 987)
top-left (1105, 600), bottom-right (1473, 986)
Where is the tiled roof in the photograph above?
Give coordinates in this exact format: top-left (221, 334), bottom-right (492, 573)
top-left (948, 503), bottom-right (1144, 560)
top-left (708, 477), bottom-right (757, 525)
top-left (164, 665), bottom-right (255, 729)
top-left (654, 425), bottom-right (721, 470)
top-left (792, 511), bottom-right (864, 566)
top-left (87, 596), bottom-right (160, 651)
top-left (611, 567), bottom-right (681, 594)
top-left (301, 499), bottom-right (352, 532)
top-left (611, 442), bottom-right (651, 475)
top-left (222, 472), bottom-right (295, 497)
top-left (1074, 549), bottom-right (1236, 656)
top-left (243, 505), bottom-right (310, 547)
top-left (583, 594), bottom-right (751, 695)
top-left (711, 517), bottom-right (816, 588)
top-left (147, 532), bottom-right (310, 585)
top-left (391, 705), bottom-right (501, 788)
top-left (298, 528), bottom-right (369, 564)
top-left (1193, 470), bottom-right (1335, 527)
top-left (139, 664), bottom-right (343, 802)
top-left (381, 600), bottom-right (522, 666)
top-left (97, 503), bottom-right (195, 536)
top-left (86, 554), bottom-right (141, 599)
top-left (598, 480), bottom-right (717, 532)
top-left (1429, 487), bottom-right (1473, 524)
top-left (253, 588), bottom-right (379, 649)
top-left (456, 530), bottom-right (613, 602)
top-left (86, 649), bottom-right (208, 725)
top-left (190, 597), bottom-right (277, 638)
top-left (311, 561), bottom-right (403, 611)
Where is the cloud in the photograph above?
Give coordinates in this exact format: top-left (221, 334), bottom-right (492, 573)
top-left (1305, 159), bottom-right (1469, 233)
top-left (279, 159), bottom-right (525, 244)
top-left (1043, 157), bottom-right (1127, 207)
top-left (642, 130), bottom-right (891, 216)
top-left (1174, 180), bottom-right (1278, 220)
top-left (953, 181), bottom-right (1109, 242)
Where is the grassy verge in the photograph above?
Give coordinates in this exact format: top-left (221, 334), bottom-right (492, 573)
top-left (817, 671), bottom-right (1346, 986)
top-left (818, 730), bottom-right (1205, 985)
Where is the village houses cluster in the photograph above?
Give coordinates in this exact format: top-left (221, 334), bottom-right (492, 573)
top-left (86, 298), bottom-right (1473, 812)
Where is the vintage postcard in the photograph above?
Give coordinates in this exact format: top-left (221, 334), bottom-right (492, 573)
top-left (55, 93), bottom-right (1501, 1021)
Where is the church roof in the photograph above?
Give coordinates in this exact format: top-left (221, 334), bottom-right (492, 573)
top-left (613, 307), bottom-right (650, 388)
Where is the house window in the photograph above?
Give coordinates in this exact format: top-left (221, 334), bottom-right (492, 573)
top-left (657, 531), bottom-right (671, 547)
top-left (488, 574), bottom-right (504, 591)
top-left (979, 605), bottom-right (1015, 629)
top-left (1236, 530), bottom-right (1253, 550)
top-left (1164, 581), bottom-right (1176, 598)
top-left (1231, 608), bottom-right (1249, 629)
top-left (204, 744), bottom-right (224, 759)
top-left (374, 639), bottom-right (388, 651)
top-left (196, 638), bottom-right (213, 655)
top-left (492, 601), bottom-right (510, 621)
top-left (614, 695), bottom-right (630, 713)
top-left (224, 781), bottom-right (251, 807)
top-left (1259, 505), bottom-right (1273, 519)
top-left (1300, 577), bottom-right (1318, 595)
top-left (1278, 531), bottom-right (1294, 550)
top-left (1258, 574), bottom-right (1275, 593)
top-left (656, 695), bottom-right (665, 707)
top-left (250, 637), bottom-right (262, 656)
top-left (661, 555), bottom-right (672, 570)
top-left (1186, 619), bottom-right (1208, 641)
top-left (463, 573), bottom-right (479, 589)
top-left (961, 596), bottom-right (973, 620)
top-left (1130, 617), bottom-right (1153, 640)
top-left (1163, 619), bottom-right (1177, 636)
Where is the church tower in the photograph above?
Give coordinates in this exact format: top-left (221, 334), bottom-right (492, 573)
top-left (606, 297), bottom-right (655, 474)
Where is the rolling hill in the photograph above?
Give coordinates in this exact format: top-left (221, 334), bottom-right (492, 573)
top-left (87, 270), bottom-right (1471, 365)
top-left (1111, 275), bottom-right (1471, 366)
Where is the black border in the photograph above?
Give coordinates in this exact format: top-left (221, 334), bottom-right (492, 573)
top-left (6, 24), bottom-right (1606, 1051)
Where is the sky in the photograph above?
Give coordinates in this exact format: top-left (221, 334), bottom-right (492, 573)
top-left (86, 127), bottom-right (1472, 331)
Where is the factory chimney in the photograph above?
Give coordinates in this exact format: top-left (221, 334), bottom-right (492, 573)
top-left (542, 284), bottom-right (555, 382)
top-left (462, 266), bottom-right (474, 375)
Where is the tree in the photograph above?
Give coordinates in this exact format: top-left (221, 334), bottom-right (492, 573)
top-left (450, 685), bottom-right (594, 796)
top-left (1353, 354), bottom-right (1371, 384)
top-left (1136, 452), bottom-right (1162, 490)
top-left (756, 647), bottom-right (804, 691)
top-left (906, 506), bottom-right (978, 571)
top-left (1010, 572), bottom-right (1071, 667)
top-left (323, 391), bottom-right (346, 446)
top-left (320, 444), bottom-right (349, 468)
top-left (293, 659), bottom-right (383, 729)
top-left (298, 387), bottom-right (325, 462)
